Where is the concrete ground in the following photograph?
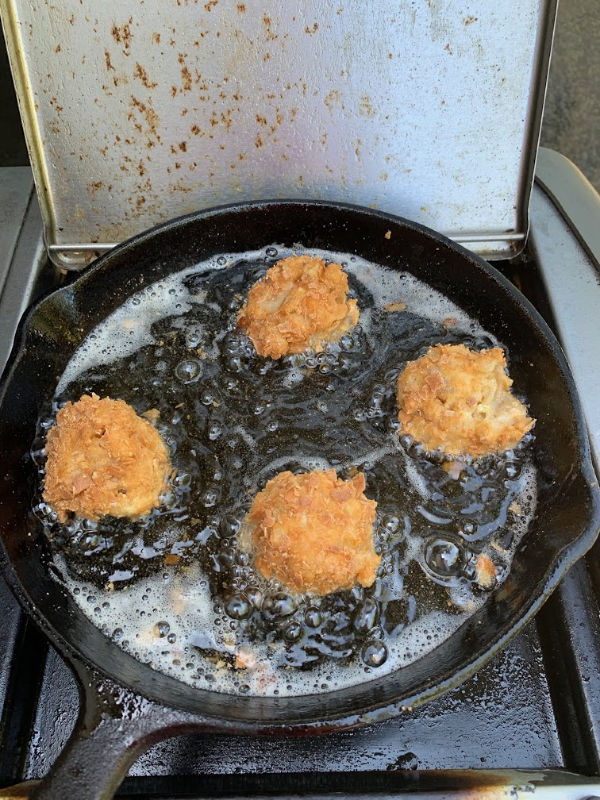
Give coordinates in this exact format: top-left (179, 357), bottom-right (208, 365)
top-left (1, 1), bottom-right (599, 189)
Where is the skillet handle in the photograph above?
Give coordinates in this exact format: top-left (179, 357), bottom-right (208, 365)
top-left (27, 661), bottom-right (200, 800)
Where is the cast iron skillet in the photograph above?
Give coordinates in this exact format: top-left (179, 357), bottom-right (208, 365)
top-left (0, 201), bottom-right (598, 800)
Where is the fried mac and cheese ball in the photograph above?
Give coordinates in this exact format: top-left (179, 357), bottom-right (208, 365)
top-left (245, 469), bottom-right (379, 595)
top-left (43, 394), bottom-right (171, 521)
top-left (397, 344), bottom-right (534, 457)
top-left (237, 255), bottom-right (359, 359)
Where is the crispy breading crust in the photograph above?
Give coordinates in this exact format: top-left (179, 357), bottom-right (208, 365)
top-left (237, 255), bottom-right (359, 359)
top-left (43, 394), bottom-right (171, 521)
top-left (397, 344), bottom-right (534, 457)
top-left (246, 469), bottom-right (379, 595)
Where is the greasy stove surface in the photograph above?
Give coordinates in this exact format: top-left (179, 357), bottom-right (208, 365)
top-left (1, 176), bottom-right (600, 796)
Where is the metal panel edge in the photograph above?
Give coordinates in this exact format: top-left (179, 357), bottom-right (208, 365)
top-left (0, 3), bottom-right (54, 261)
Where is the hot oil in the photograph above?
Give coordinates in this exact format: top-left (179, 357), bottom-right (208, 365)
top-left (32, 246), bottom-right (537, 697)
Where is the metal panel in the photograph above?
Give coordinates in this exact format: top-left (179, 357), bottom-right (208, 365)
top-left (531, 149), bottom-right (600, 471)
top-left (0, 0), bottom-right (555, 267)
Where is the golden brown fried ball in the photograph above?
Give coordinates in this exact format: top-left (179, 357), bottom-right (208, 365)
top-left (237, 254), bottom-right (359, 359)
top-left (245, 469), bottom-right (379, 596)
top-left (396, 344), bottom-right (534, 457)
top-left (43, 394), bottom-right (171, 522)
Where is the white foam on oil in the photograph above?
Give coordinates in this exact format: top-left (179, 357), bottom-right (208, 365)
top-left (56, 261), bottom-right (227, 395)
top-left (51, 243), bottom-right (536, 697)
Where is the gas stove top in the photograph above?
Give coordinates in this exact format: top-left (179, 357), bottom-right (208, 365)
top-left (0, 150), bottom-right (599, 798)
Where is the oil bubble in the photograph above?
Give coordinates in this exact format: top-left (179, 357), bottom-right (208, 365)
top-left (175, 359), bottom-right (202, 384)
top-left (425, 538), bottom-right (463, 579)
top-left (263, 592), bottom-right (296, 618)
top-left (283, 621), bottom-right (304, 642)
top-left (305, 607), bottom-right (322, 628)
top-left (219, 515), bottom-right (240, 538)
top-left (225, 593), bottom-right (253, 620)
top-left (352, 597), bottom-right (379, 633)
top-left (361, 639), bottom-right (388, 667)
top-left (154, 621), bottom-right (170, 638)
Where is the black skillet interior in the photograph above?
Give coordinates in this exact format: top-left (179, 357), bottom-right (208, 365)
top-left (0, 200), bottom-right (598, 730)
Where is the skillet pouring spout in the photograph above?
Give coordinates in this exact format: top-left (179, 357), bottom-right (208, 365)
top-left (0, 201), bottom-right (599, 799)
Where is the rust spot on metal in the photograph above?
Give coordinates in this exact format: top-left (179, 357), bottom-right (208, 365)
top-left (255, 134), bottom-right (263, 148)
top-left (152, 32), bottom-right (161, 44)
top-left (237, 3), bottom-right (245, 11)
top-left (134, 63), bottom-right (158, 89)
top-left (111, 18), bottom-right (133, 55)
top-left (304, 22), bottom-right (319, 34)
top-left (104, 51), bottom-right (115, 71)
top-left (171, 86), bottom-right (178, 97)
top-left (204, 0), bottom-right (218, 9)
top-left (137, 160), bottom-right (146, 176)
top-left (445, 43), bottom-right (453, 54)
top-left (262, 15), bottom-right (278, 41)
top-left (256, 114), bottom-right (267, 126)
top-left (88, 181), bottom-right (104, 196)
top-left (324, 89), bottom-right (341, 113)
top-left (464, 15), bottom-right (477, 25)
top-left (130, 95), bottom-right (161, 141)
top-left (358, 94), bottom-right (376, 117)
top-left (179, 141), bottom-right (187, 152)
top-left (178, 53), bottom-right (192, 92)
top-left (54, 44), bottom-right (61, 53)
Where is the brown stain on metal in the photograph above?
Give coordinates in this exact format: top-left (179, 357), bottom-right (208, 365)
top-left (237, 3), bottom-right (245, 11)
top-left (87, 181), bottom-right (104, 197)
top-left (179, 142), bottom-right (187, 152)
top-left (111, 17), bottom-right (133, 55)
top-left (262, 15), bottom-right (277, 41)
top-left (152, 32), bottom-right (161, 44)
top-left (358, 94), bottom-right (376, 117)
top-left (104, 51), bottom-right (115, 71)
top-left (324, 89), bottom-right (341, 113)
top-left (304, 22), bottom-right (319, 34)
top-left (134, 63), bottom-right (158, 89)
top-left (191, 124), bottom-right (201, 135)
top-left (464, 15), bottom-right (477, 25)
top-left (178, 54), bottom-right (192, 92)
top-left (204, 0), bottom-right (218, 9)
top-left (255, 134), bottom-right (263, 148)
top-left (54, 44), bottom-right (61, 53)
top-left (130, 95), bottom-right (161, 143)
